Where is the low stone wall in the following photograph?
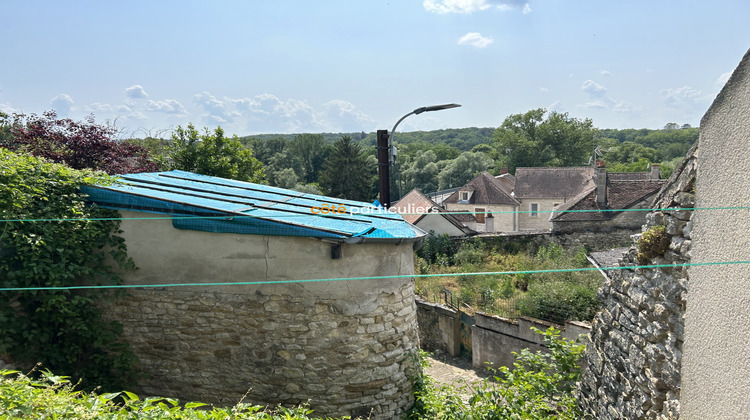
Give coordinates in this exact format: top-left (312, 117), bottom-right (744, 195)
top-left (414, 300), bottom-right (590, 371)
top-left (472, 313), bottom-right (589, 370)
top-left (469, 228), bottom-right (636, 254)
top-left (415, 298), bottom-right (461, 357)
top-left (576, 143), bottom-right (696, 419)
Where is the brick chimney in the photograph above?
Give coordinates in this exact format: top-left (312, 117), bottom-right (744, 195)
top-left (650, 164), bottom-right (660, 180)
top-left (595, 165), bottom-right (607, 207)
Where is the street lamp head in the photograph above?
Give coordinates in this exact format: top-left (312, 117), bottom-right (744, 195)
top-left (413, 103), bottom-right (461, 115)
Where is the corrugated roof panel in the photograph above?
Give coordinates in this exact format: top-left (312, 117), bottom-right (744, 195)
top-left (82, 170), bottom-right (423, 241)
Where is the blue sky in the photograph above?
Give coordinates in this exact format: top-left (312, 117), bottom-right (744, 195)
top-left (2, 0), bottom-right (749, 137)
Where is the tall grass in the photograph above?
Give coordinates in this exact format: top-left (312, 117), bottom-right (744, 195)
top-left (415, 237), bottom-right (601, 323)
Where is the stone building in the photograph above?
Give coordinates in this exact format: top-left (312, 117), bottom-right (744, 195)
top-left (443, 171), bottom-right (520, 233)
top-left (83, 170), bottom-right (425, 419)
top-left (551, 165), bottom-right (665, 233)
top-left (392, 188), bottom-right (474, 237)
top-left (514, 166), bottom-right (594, 231)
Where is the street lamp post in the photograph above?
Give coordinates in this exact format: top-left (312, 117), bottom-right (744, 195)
top-left (377, 103), bottom-right (461, 208)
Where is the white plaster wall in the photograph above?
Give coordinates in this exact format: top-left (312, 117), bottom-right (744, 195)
top-left (414, 214), bottom-right (465, 237)
top-left (517, 198), bottom-right (561, 231)
top-left (444, 203), bottom-right (516, 232)
top-left (116, 210), bottom-right (415, 297)
top-left (683, 49), bottom-right (750, 418)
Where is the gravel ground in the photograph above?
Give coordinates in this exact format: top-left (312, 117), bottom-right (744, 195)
top-left (423, 352), bottom-right (490, 390)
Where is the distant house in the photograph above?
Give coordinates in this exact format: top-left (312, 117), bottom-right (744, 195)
top-left (392, 189), bottom-right (474, 237)
top-left (550, 165), bottom-right (665, 233)
top-left (442, 171), bottom-right (520, 233)
top-left (81, 170), bottom-right (425, 419)
top-left (513, 167), bottom-right (595, 231)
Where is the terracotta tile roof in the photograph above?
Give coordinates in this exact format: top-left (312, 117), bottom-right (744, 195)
top-left (391, 189), bottom-right (439, 224)
top-left (392, 189), bottom-right (474, 232)
top-left (550, 177), bottom-right (666, 222)
top-left (443, 172), bottom-right (520, 206)
top-left (514, 167), bottom-right (595, 199)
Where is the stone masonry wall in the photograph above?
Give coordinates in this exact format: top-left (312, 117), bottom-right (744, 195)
top-left (469, 228), bottom-right (636, 254)
top-left (576, 143), bottom-right (696, 419)
top-left (105, 279), bottom-right (419, 419)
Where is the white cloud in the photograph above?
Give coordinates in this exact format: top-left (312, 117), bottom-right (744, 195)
top-left (581, 80), bottom-right (607, 98)
top-left (660, 86), bottom-right (704, 108)
top-left (580, 100), bottom-right (607, 110)
top-left (548, 100), bottom-right (564, 112)
top-left (124, 84), bottom-right (149, 99)
top-left (321, 100), bottom-right (376, 132)
top-left (715, 71), bottom-right (732, 86)
top-left (86, 103), bottom-right (132, 113)
top-left (424, 0), bottom-right (530, 14)
top-left (458, 32), bottom-right (494, 48)
top-left (600, 70), bottom-right (611, 77)
top-left (50, 94), bottom-right (74, 117)
top-left (146, 99), bottom-right (187, 114)
top-left (0, 102), bottom-right (20, 115)
top-left (193, 91), bottom-right (241, 123)
top-left (539, 87), bottom-right (549, 93)
top-left (188, 91), bottom-right (376, 134)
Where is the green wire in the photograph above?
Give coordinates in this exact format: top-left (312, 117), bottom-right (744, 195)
top-left (0, 261), bottom-right (745, 292)
top-left (2, 206), bottom-right (750, 223)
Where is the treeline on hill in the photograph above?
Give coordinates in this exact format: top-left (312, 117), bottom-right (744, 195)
top-left (1, 108), bottom-right (699, 204)
top-left (235, 109), bottom-right (697, 202)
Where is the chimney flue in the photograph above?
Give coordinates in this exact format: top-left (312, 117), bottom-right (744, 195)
top-left (650, 164), bottom-right (661, 180)
top-left (595, 165), bottom-right (607, 207)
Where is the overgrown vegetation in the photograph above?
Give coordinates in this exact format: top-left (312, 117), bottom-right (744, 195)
top-left (407, 327), bottom-right (586, 419)
top-left (637, 225), bottom-right (671, 265)
top-left (0, 149), bottom-right (137, 391)
top-left (416, 235), bottom-right (600, 323)
top-left (0, 369), bottom-right (327, 419)
top-left (0, 327), bottom-right (585, 419)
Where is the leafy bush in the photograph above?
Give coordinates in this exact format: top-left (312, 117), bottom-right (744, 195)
top-left (408, 327), bottom-right (585, 419)
top-left (0, 369), bottom-right (328, 419)
top-left (536, 242), bottom-right (564, 262)
top-left (454, 241), bottom-right (485, 266)
top-left (0, 149), bottom-right (137, 391)
top-left (416, 232), bottom-right (455, 265)
top-left (518, 281), bottom-right (599, 323)
top-left (637, 225), bottom-right (671, 265)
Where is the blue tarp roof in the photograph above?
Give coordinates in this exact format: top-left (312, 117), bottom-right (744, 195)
top-left (81, 170), bottom-right (425, 242)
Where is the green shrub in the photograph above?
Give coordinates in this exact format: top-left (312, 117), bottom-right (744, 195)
top-left (536, 242), bottom-right (564, 262)
top-left (0, 369), bottom-right (326, 419)
top-left (518, 281), bottom-right (599, 324)
top-left (637, 225), bottom-right (671, 265)
top-left (407, 327), bottom-right (585, 419)
top-left (416, 232), bottom-right (455, 265)
top-left (454, 241), bottom-right (485, 266)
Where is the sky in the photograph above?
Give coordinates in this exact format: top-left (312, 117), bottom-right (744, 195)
top-left (2, 0), bottom-right (750, 138)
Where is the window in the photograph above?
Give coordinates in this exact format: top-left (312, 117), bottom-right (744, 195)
top-left (475, 208), bottom-right (486, 223)
top-left (530, 203), bottom-right (539, 218)
top-left (459, 191), bottom-right (470, 202)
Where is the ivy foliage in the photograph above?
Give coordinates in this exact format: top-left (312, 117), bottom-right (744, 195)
top-left (0, 149), bottom-right (137, 391)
